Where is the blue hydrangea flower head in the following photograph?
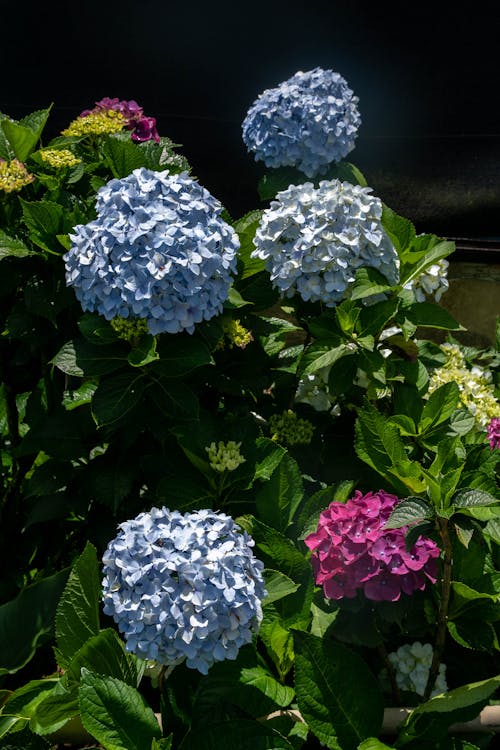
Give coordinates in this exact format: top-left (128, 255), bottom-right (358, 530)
top-left (64, 168), bottom-right (239, 335)
top-left (242, 67), bottom-right (361, 177)
top-left (251, 179), bottom-right (399, 305)
top-left (102, 507), bottom-right (266, 675)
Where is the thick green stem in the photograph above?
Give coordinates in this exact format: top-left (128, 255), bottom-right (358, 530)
top-left (423, 516), bottom-right (453, 701)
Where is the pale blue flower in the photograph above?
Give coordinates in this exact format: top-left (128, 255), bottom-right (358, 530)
top-left (102, 507), bottom-right (266, 675)
top-left (64, 168), bottom-right (239, 335)
top-left (252, 179), bottom-right (399, 305)
top-left (242, 67), bottom-right (361, 177)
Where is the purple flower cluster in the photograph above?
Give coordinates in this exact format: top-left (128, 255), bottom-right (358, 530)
top-left (487, 417), bottom-right (500, 449)
top-left (305, 490), bottom-right (440, 602)
top-left (81, 97), bottom-right (160, 143)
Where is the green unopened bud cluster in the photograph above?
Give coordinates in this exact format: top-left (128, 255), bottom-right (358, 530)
top-left (0, 158), bottom-right (35, 193)
top-left (269, 410), bottom-right (314, 446)
top-left (216, 318), bottom-right (253, 350)
top-left (61, 109), bottom-right (127, 137)
top-left (111, 316), bottom-right (149, 344)
top-left (205, 441), bottom-right (246, 472)
top-left (40, 148), bottom-right (81, 168)
top-left (428, 342), bottom-right (499, 429)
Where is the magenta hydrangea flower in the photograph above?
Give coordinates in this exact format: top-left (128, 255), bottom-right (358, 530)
top-left (80, 97), bottom-right (160, 143)
top-left (487, 418), bottom-right (500, 450)
top-left (305, 490), bottom-right (440, 602)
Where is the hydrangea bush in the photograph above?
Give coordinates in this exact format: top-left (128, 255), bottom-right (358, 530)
top-left (1, 75), bottom-right (500, 750)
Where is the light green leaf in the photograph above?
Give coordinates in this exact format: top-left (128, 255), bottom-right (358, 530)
top-left (453, 488), bottom-right (500, 508)
top-left (396, 675), bottom-right (500, 746)
top-left (263, 570), bottom-right (301, 606)
top-left (234, 210), bottom-right (265, 279)
top-left (240, 666), bottom-right (295, 708)
top-left (0, 229), bottom-right (35, 260)
top-left (79, 670), bottom-right (161, 750)
top-left (419, 382), bottom-right (460, 433)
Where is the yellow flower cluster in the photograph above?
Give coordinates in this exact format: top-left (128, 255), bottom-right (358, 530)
top-left (0, 159), bottom-right (35, 193)
top-left (205, 441), bottom-right (246, 473)
top-left (61, 110), bottom-right (127, 137)
top-left (40, 148), bottom-right (81, 168)
top-left (216, 318), bottom-right (253, 350)
top-left (428, 342), bottom-right (499, 429)
top-left (110, 317), bottom-right (149, 344)
top-left (269, 409), bottom-right (314, 446)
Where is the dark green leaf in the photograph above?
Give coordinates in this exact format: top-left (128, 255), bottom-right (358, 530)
top-left (263, 570), bottom-right (301, 606)
top-left (256, 453), bottom-right (303, 532)
top-left (293, 631), bottom-right (383, 750)
top-left (381, 205), bottom-right (416, 252)
top-left (101, 135), bottom-right (147, 178)
top-left (234, 210), bottom-right (265, 279)
top-left (66, 629), bottom-right (137, 687)
top-left (0, 569), bottom-right (69, 675)
top-left (180, 719), bottom-right (294, 749)
top-left (350, 268), bottom-right (393, 301)
top-left (403, 302), bottom-right (464, 331)
top-left (419, 381), bottom-right (460, 433)
top-left (453, 488), bottom-right (500, 509)
top-left (128, 335), bottom-right (159, 367)
top-left (92, 371), bottom-right (146, 426)
top-left (384, 497), bottom-right (433, 530)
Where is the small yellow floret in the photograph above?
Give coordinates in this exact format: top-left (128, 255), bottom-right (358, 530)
top-left (0, 159), bottom-right (35, 193)
top-left (40, 148), bottom-right (81, 168)
top-left (61, 110), bottom-right (127, 137)
top-left (216, 319), bottom-right (253, 350)
top-left (111, 317), bottom-right (149, 344)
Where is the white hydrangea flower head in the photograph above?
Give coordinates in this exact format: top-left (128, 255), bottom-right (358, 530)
top-left (387, 642), bottom-right (447, 698)
top-left (252, 180), bottom-right (399, 306)
top-left (428, 343), bottom-right (499, 429)
top-left (404, 259), bottom-right (450, 302)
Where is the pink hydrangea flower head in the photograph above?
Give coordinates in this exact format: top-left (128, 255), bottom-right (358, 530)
top-left (131, 116), bottom-right (160, 143)
top-left (305, 489), bottom-right (440, 602)
top-left (487, 417), bottom-right (500, 450)
top-left (79, 98), bottom-right (160, 142)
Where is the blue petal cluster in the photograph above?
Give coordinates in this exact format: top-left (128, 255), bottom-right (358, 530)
top-left (102, 507), bottom-right (266, 675)
top-left (64, 168), bottom-right (239, 335)
top-left (251, 180), bottom-right (399, 305)
top-left (242, 67), bottom-right (361, 178)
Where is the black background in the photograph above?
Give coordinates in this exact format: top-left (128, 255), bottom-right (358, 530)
top-left (3, 1), bottom-right (500, 240)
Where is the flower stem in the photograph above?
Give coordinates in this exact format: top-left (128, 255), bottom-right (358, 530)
top-left (424, 516), bottom-right (452, 701)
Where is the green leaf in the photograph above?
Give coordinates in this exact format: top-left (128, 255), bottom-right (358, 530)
top-left (263, 570), bottom-right (301, 606)
top-left (20, 199), bottom-right (65, 253)
top-left (293, 631), bottom-right (383, 750)
top-left (66, 629), bottom-right (137, 687)
top-left (383, 497), bottom-right (433, 529)
top-left (402, 302), bottom-right (464, 331)
top-left (453, 488), bottom-right (500, 508)
top-left (72, 338), bottom-right (129, 376)
top-left (0, 569), bottom-right (69, 675)
top-left (152, 738), bottom-right (173, 750)
top-left (299, 343), bottom-right (352, 378)
top-left (234, 210), bottom-right (265, 279)
top-left (92, 371), bottom-right (146, 426)
top-left (0, 725), bottom-right (51, 748)
top-left (1, 120), bottom-right (41, 161)
top-left (55, 542), bottom-right (101, 667)
top-left (253, 438), bottom-right (287, 482)
top-left (79, 670), bottom-right (162, 750)
top-left (419, 382), bottom-right (460, 433)
top-left (256, 453), bottom-right (304, 532)
top-left (51, 341), bottom-right (85, 377)
top-left (358, 740), bottom-right (396, 750)
top-left (180, 719), bottom-right (294, 749)
top-left (101, 135), bottom-right (147, 178)
top-left (350, 268), bottom-right (393, 301)
top-left (128, 335), bottom-right (159, 367)
top-left (396, 674), bottom-right (500, 746)
top-left (153, 336), bottom-right (213, 377)
top-left (29, 680), bottom-right (79, 736)
top-left (381, 205), bottom-right (416, 252)
top-left (0, 229), bottom-right (35, 260)
top-left (78, 313), bottom-right (120, 345)
top-left (148, 377), bottom-right (199, 419)
top-left (225, 286), bottom-right (253, 308)
top-left (240, 666), bottom-right (295, 708)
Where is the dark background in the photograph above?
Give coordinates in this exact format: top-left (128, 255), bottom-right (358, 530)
top-left (3, 1), bottom-right (500, 244)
